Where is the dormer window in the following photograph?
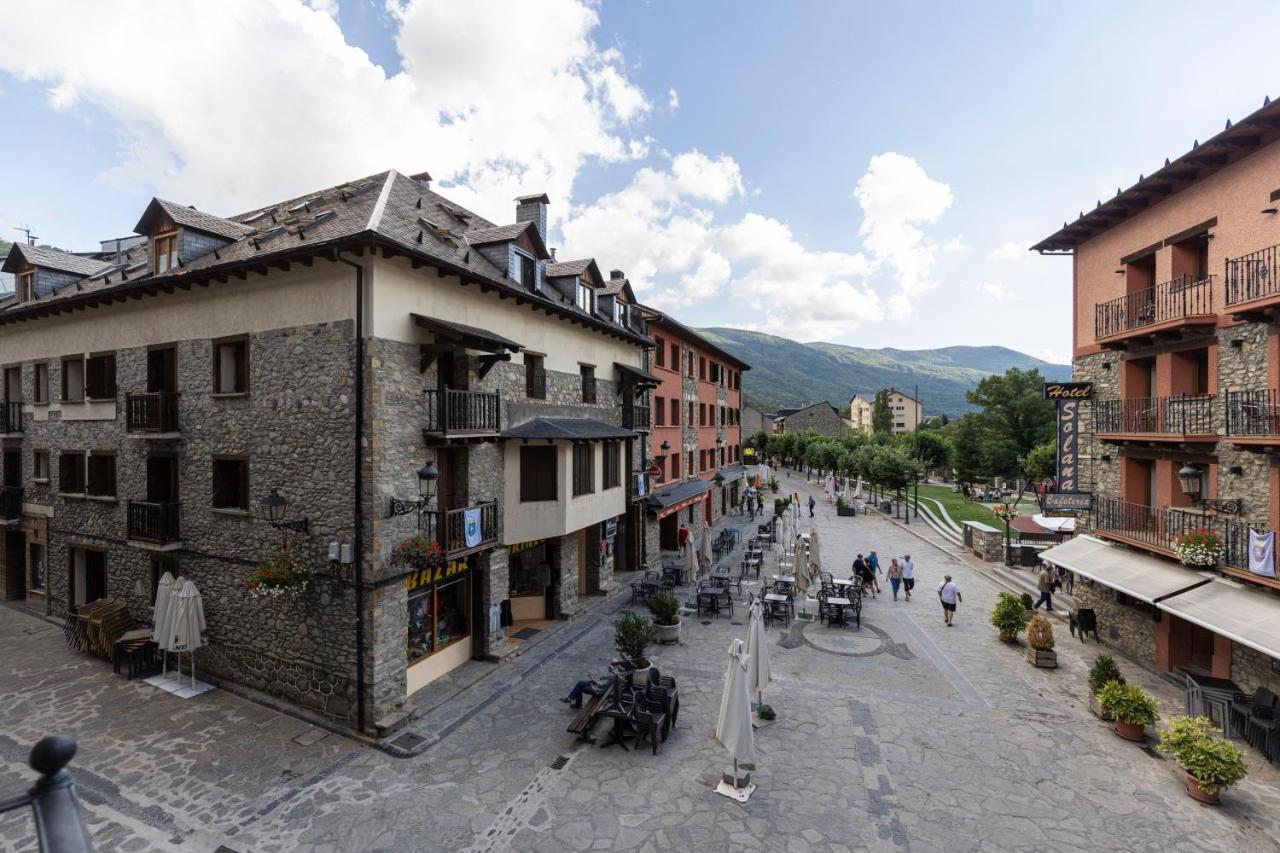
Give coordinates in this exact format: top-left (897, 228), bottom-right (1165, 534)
top-left (511, 250), bottom-right (538, 291)
top-left (576, 282), bottom-right (594, 313)
top-left (153, 231), bottom-right (178, 274)
top-left (17, 271), bottom-right (34, 302)
top-left (614, 301), bottom-right (630, 326)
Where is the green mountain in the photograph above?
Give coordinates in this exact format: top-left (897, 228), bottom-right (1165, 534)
top-left (698, 328), bottom-right (1071, 417)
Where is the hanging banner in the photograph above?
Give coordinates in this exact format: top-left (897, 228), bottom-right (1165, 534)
top-left (1056, 399), bottom-right (1081, 493)
top-left (1249, 529), bottom-right (1277, 578)
top-left (463, 507), bottom-right (483, 549)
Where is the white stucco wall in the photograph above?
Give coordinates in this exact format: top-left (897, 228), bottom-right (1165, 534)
top-left (501, 440), bottom-right (625, 545)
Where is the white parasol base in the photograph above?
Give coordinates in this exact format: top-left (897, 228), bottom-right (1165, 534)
top-left (714, 779), bottom-right (757, 803)
top-left (145, 672), bottom-right (215, 700)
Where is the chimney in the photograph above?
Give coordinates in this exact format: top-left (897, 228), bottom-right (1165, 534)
top-left (610, 269), bottom-right (625, 280)
top-left (549, 247), bottom-right (557, 260)
top-left (515, 193), bottom-right (549, 244)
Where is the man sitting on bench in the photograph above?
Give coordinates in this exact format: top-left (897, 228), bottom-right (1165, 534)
top-left (562, 674), bottom-right (606, 709)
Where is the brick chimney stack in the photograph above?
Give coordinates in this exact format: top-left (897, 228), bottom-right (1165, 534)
top-left (515, 194), bottom-right (550, 244)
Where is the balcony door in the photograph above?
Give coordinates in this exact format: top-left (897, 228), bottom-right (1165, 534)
top-left (146, 456), bottom-right (179, 503)
top-left (437, 350), bottom-right (469, 393)
top-left (146, 346), bottom-right (177, 393)
top-left (3, 449), bottom-right (20, 488)
top-left (436, 448), bottom-right (461, 515)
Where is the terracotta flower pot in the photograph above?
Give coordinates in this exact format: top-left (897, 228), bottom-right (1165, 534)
top-left (999, 632), bottom-right (1018, 644)
top-left (1184, 771), bottom-right (1220, 805)
top-left (1113, 719), bottom-right (1146, 741)
top-left (1088, 694), bottom-right (1113, 721)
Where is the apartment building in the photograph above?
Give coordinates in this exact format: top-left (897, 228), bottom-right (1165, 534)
top-left (847, 394), bottom-right (874, 434)
top-left (885, 389), bottom-right (922, 434)
top-left (645, 313), bottom-right (749, 550)
top-left (1035, 97), bottom-right (1280, 694)
top-left (0, 171), bottom-right (653, 733)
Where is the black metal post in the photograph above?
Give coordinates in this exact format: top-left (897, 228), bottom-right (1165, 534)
top-left (338, 254), bottom-right (367, 734)
top-left (0, 736), bottom-right (95, 853)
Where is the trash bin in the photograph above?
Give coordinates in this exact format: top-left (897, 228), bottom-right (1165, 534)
top-left (880, 500), bottom-right (893, 513)
top-left (1019, 545), bottom-right (1039, 567)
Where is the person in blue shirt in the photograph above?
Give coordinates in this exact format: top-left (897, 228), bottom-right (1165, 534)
top-left (866, 550), bottom-right (882, 597)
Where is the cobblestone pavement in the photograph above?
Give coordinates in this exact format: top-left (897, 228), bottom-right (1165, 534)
top-left (3, 469), bottom-right (1280, 852)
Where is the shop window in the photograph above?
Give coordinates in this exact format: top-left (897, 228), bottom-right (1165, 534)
top-left (407, 572), bottom-right (471, 664)
top-left (33, 363), bottom-right (48, 404)
top-left (33, 449), bottom-right (49, 481)
top-left (86, 452), bottom-right (117, 498)
top-left (61, 356), bottom-right (84, 402)
top-left (572, 443), bottom-right (594, 496)
top-left (602, 440), bottom-right (620, 489)
top-left (525, 353), bottom-right (546, 400)
top-left (508, 540), bottom-right (549, 598)
top-left (213, 337), bottom-right (249, 395)
top-left (519, 445), bottom-right (557, 502)
top-left (59, 451), bottom-right (85, 494)
top-left (212, 456), bottom-right (249, 510)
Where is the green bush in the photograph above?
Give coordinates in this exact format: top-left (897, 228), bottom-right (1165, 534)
top-left (646, 591), bottom-right (680, 626)
top-left (1098, 682), bottom-right (1159, 726)
top-left (615, 612), bottom-right (656, 664)
top-left (1019, 592), bottom-right (1034, 611)
top-left (989, 592), bottom-right (1028, 638)
top-left (1088, 654), bottom-right (1125, 696)
top-left (1158, 716), bottom-right (1249, 797)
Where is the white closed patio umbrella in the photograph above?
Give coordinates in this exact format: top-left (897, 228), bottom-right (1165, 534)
top-left (168, 580), bottom-right (208, 691)
top-left (700, 521), bottom-right (714, 570)
top-left (714, 638), bottom-right (757, 802)
top-left (745, 600), bottom-right (771, 713)
top-left (151, 571), bottom-right (175, 647)
top-left (682, 538), bottom-right (699, 584)
top-left (155, 574), bottom-right (185, 677)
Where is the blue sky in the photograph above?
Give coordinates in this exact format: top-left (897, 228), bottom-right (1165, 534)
top-left (2, 1), bottom-right (1279, 363)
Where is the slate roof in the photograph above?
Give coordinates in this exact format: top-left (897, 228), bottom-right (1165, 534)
top-left (1, 244), bottom-right (106, 276)
top-left (411, 314), bottom-right (522, 352)
top-left (641, 306), bottom-right (751, 370)
top-left (614, 362), bottom-right (661, 386)
top-left (545, 258), bottom-right (594, 278)
top-left (500, 417), bottom-right (637, 441)
top-left (645, 478), bottom-right (712, 510)
top-left (716, 464), bottom-right (747, 483)
top-left (466, 223), bottom-right (534, 245)
top-left (136, 198), bottom-right (255, 241)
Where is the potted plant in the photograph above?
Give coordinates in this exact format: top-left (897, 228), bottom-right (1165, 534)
top-left (1087, 654), bottom-right (1125, 720)
top-left (1158, 716), bottom-right (1249, 805)
top-left (1020, 592), bottom-right (1036, 621)
top-left (1172, 527), bottom-right (1223, 567)
top-left (615, 611), bottom-right (657, 685)
top-left (989, 592), bottom-right (1028, 643)
top-left (836, 496), bottom-right (857, 517)
top-left (773, 497), bottom-right (791, 518)
top-left (247, 551), bottom-right (311, 600)
top-left (768, 476), bottom-right (780, 493)
top-left (647, 591), bottom-right (682, 644)
top-left (1098, 681), bottom-right (1159, 741)
top-left (1025, 614), bottom-right (1057, 668)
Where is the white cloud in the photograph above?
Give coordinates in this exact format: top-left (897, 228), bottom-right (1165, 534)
top-left (990, 240), bottom-right (1032, 261)
top-left (0, 0), bottom-right (650, 222)
top-left (979, 281), bottom-right (1009, 300)
top-left (667, 88), bottom-right (680, 110)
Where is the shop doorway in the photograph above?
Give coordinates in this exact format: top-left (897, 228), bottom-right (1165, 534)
top-left (660, 513), bottom-right (679, 550)
top-left (508, 539), bottom-right (554, 642)
top-left (3, 530), bottom-right (25, 601)
top-left (146, 345), bottom-right (177, 393)
top-left (1166, 614), bottom-right (1223, 675)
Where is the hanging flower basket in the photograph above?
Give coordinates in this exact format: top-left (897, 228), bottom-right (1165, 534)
top-left (390, 535), bottom-right (446, 572)
top-left (1172, 527), bottom-right (1223, 567)
top-left (247, 551), bottom-right (311, 600)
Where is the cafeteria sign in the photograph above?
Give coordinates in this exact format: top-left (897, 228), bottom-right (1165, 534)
top-left (1043, 493), bottom-right (1092, 512)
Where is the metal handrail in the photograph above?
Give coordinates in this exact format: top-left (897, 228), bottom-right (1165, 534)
top-left (1093, 393), bottom-right (1216, 435)
top-left (1224, 242), bottom-right (1280, 306)
top-left (1094, 274), bottom-right (1214, 339)
top-left (125, 391), bottom-right (179, 434)
top-left (1224, 389), bottom-right (1280, 436)
top-left (0, 736), bottom-right (95, 852)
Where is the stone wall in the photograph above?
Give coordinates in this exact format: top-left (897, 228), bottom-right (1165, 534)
top-left (780, 404), bottom-right (846, 437)
top-left (555, 531), bottom-right (582, 618)
top-left (1072, 582), bottom-right (1158, 667)
top-left (1231, 642), bottom-right (1280, 695)
top-left (1070, 350), bottom-right (1119, 507)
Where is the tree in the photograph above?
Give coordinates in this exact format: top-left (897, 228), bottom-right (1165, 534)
top-left (872, 390), bottom-right (893, 435)
top-left (965, 368), bottom-right (1055, 469)
top-left (750, 429), bottom-right (771, 454)
top-left (912, 430), bottom-right (953, 472)
top-left (1023, 439), bottom-right (1057, 482)
top-left (868, 445), bottom-right (923, 496)
top-left (950, 413), bottom-right (988, 486)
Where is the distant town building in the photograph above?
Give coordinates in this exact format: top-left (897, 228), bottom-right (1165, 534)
top-left (771, 401), bottom-right (845, 437)
top-left (847, 393), bottom-right (874, 434)
top-left (740, 404), bottom-right (765, 436)
top-left (885, 388), bottom-right (923, 434)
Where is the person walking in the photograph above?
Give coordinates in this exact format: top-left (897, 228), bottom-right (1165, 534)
top-left (866, 550), bottom-right (882, 596)
top-left (901, 555), bottom-right (915, 601)
top-left (938, 574), bottom-right (961, 626)
top-left (1034, 564), bottom-right (1055, 611)
top-left (808, 495), bottom-right (816, 517)
top-left (853, 554), bottom-right (870, 594)
top-left (887, 558), bottom-right (904, 601)
top-left (757, 492), bottom-right (765, 515)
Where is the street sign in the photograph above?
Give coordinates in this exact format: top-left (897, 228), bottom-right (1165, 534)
top-left (1043, 492), bottom-right (1092, 512)
top-left (646, 464), bottom-right (661, 478)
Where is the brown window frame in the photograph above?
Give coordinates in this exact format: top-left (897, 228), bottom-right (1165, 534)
top-left (688, 401), bottom-right (695, 426)
top-left (212, 336), bottom-right (249, 396)
top-left (32, 449), bottom-right (50, 481)
top-left (580, 364), bottom-right (596, 404)
top-left (686, 450), bottom-right (694, 478)
top-left (153, 231), bottom-right (179, 275)
top-left (86, 451), bottom-right (117, 498)
top-left (212, 455), bottom-right (250, 511)
top-left (17, 270), bottom-right (34, 302)
top-left (525, 353), bottom-right (546, 400)
top-left (654, 337), bottom-right (665, 368)
top-left (671, 453), bottom-right (680, 480)
top-left (572, 442), bottom-right (595, 497)
top-left (602, 440), bottom-right (620, 489)
top-left (33, 362), bottom-right (49, 404)
top-left (84, 352), bottom-right (117, 401)
top-left (654, 396), bottom-right (665, 427)
top-left (519, 445), bottom-right (557, 502)
top-left (670, 398), bottom-right (680, 426)
top-left (61, 355), bottom-right (85, 403)
top-left (670, 343), bottom-right (679, 371)
top-left (58, 451), bottom-right (86, 495)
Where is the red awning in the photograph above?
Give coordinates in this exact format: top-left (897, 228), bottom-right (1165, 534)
top-left (653, 493), bottom-right (707, 520)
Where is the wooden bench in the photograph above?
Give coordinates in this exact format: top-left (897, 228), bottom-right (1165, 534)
top-left (566, 689), bottom-right (610, 743)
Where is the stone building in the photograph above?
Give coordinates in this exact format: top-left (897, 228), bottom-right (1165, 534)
top-left (644, 311), bottom-right (749, 551)
top-left (0, 170), bottom-right (654, 734)
top-left (772, 401), bottom-right (846, 438)
top-left (1034, 97), bottom-right (1280, 694)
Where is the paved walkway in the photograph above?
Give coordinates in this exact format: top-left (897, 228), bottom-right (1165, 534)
top-left (1, 470), bottom-right (1278, 851)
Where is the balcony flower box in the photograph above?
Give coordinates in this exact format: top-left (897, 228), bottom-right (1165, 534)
top-left (390, 535), bottom-right (446, 571)
top-left (1172, 527), bottom-right (1223, 567)
top-left (247, 551), bottom-right (311, 600)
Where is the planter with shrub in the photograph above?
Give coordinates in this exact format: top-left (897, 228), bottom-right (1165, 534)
top-left (1020, 592), bottom-right (1035, 621)
top-left (1158, 716), bottom-right (1249, 805)
top-left (1024, 614), bottom-right (1057, 668)
top-left (989, 591), bottom-right (1028, 643)
top-left (647, 591), bottom-right (682, 644)
top-left (835, 496), bottom-right (857, 517)
top-left (1172, 527), bottom-right (1223, 568)
top-left (1098, 681), bottom-right (1159, 741)
top-left (1087, 654), bottom-right (1125, 720)
top-left (247, 551), bottom-right (311, 600)
top-left (615, 611), bottom-right (657, 685)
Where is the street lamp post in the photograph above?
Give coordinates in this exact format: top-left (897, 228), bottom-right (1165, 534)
top-left (387, 460), bottom-right (440, 532)
top-left (259, 488), bottom-right (310, 550)
top-left (993, 503), bottom-right (1017, 567)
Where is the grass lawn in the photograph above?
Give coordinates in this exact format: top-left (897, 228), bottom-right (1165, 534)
top-left (912, 483), bottom-right (1035, 535)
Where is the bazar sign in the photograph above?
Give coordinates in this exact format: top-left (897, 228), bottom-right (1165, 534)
top-left (1043, 492), bottom-right (1092, 512)
top-left (1044, 382), bottom-right (1093, 400)
top-left (404, 556), bottom-right (471, 592)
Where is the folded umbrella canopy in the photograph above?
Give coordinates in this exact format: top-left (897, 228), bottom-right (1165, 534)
top-left (168, 580), bottom-right (208, 691)
top-left (151, 571), bottom-right (176, 647)
top-left (155, 574), bottom-right (185, 677)
top-left (682, 539), bottom-right (699, 585)
top-left (745, 600), bottom-right (771, 709)
top-left (700, 521), bottom-right (713, 570)
top-left (714, 638), bottom-right (757, 801)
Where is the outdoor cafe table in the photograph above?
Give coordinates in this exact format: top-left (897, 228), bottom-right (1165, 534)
top-left (772, 574), bottom-right (796, 585)
top-left (831, 577), bottom-right (858, 591)
top-left (764, 592), bottom-right (793, 624)
top-left (825, 596), bottom-right (852, 627)
top-left (697, 588), bottom-right (723, 616)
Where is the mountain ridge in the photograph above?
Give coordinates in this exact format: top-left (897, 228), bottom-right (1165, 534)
top-left (697, 327), bottom-right (1071, 417)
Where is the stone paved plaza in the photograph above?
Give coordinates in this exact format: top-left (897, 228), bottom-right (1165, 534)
top-left (2, 470), bottom-right (1280, 852)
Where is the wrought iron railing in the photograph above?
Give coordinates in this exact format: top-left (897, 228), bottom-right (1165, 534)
top-left (0, 736), bottom-right (95, 852)
top-left (0, 486), bottom-right (23, 521)
top-left (125, 391), bottom-right (179, 434)
top-left (1094, 274), bottom-right (1214, 339)
top-left (1093, 394), bottom-right (1216, 435)
top-left (1224, 389), bottom-right (1280, 436)
top-left (1224, 243), bottom-right (1280, 306)
top-left (1093, 495), bottom-right (1166, 550)
top-left (422, 501), bottom-right (498, 556)
top-left (423, 388), bottom-right (501, 436)
top-left (127, 501), bottom-right (181, 545)
top-left (1, 401), bottom-right (22, 434)
top-left (624, 402), bottom-right (651, 431)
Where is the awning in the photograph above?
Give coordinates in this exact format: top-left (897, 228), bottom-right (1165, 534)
top-left (412, 313), bottom-right (522, 353)
top-left (501, 417), bottom-right (636, 441)
top-left (646, 479), bottom-right (712, 519)
top-left (1010, 516), bottom-right (1058, 541)
top-left (1040, 535), bottom-right (1212, 604)
top-left (716, 464), bottom-right (747, 484)
top-left (1157, 579), bottom-right (1280, 661)
top-left (614, 362), bottom-right (661, 388)
top-left (1032, 515), bottom-right (1076, 534)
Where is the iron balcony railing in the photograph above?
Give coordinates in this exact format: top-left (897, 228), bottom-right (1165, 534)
top-left (0, 486), bottom-right (23, 522)
top-left (125, 391), bottom-right (179, 434)
top-left (1093, 495), bottom-right (1235, 558)
top-left (421, 500), bottom-right (498, 556)
top-left (1094, 274), bottom-right (1214, 340)
top-left (1224, 242), bottom-right (1280, 307)
top-left (624, 402), bottom-right (651, 431)
top-left (0, 401), bottom-right (22, 434)
top-left (1093, 393), bottom-right (1216, 435)
top-left (423, 388), bottom-right (501, 437)
top-left (127, 501), bottom-right (181, 545)
top-left (1224, 389), bottom-right (1280, 436)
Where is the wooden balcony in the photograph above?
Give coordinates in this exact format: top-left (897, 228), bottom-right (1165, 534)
top-left (1224, 389), bottom-right (1280, 447)
top-left (1094, 275), bottom-right (1216, 349)
top-left (423, 387), bottom-right (501, 443)
top-left (1093, 394), bottom-right (1218, 444)
top-left (421, 500), bottom-right (498, 557)
top-left (126, 391), bottom-right (179, 435)
top-left (0, 402), bottom-right (22, 435)
top-left (1224, 242), bottom-right (1280, 320)
top-left (127, 501), bottom-right (181, 548)
top-left (0, 487), bottom-right (23, 523)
